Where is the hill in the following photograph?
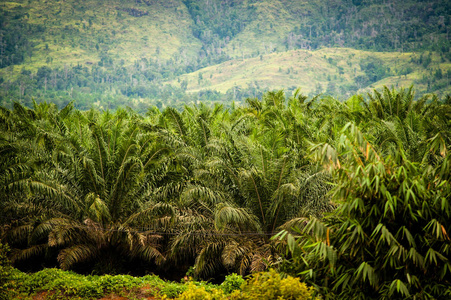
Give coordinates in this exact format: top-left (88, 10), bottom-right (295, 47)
top-left (0, 0), bottom-right (200, 71)
top-left (168, 48), bottom-right (451, 102)
top-left (0, 0), bottom-right (450, 109)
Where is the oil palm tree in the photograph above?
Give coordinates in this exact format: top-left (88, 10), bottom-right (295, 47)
top-left (164, 95), bottom-right (333, 278)
top-left (363, 86), bottom-right (451, 162)
top-left (6, 107), bottom-right (170, 273)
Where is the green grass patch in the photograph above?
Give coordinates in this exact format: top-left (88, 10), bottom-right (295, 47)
top-left (168, 48), bottom-right (451, 97)
top-left (6, 268), bottom-right (166, 299)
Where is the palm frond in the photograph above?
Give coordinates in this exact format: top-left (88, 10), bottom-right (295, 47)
top-left (11, 244), bottom-right (48, 263)
top-left (214, 203), bottom-right (260, 231)
top-left (194, 239), bottom-right (227, 278)
top-left (57, 244), bottom-right (98, 270)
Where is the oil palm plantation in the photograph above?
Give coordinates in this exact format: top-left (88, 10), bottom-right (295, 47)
top-left (362, 86), bottom-right (451, 161)
top-left (5, 106), bottom-right (171, 273)
top-left (163, 94), bottom-right (334, 278)
top-left (4, 87), bottom-right (447, 283)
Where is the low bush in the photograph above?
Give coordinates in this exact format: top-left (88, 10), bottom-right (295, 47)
top-left (175, 269), bottom-right (316, 300)
top-left (232, 269), bottom-right (316, 300)
top-left (3, 262), bottom-right (315, 299)
top-left (0, 243), bottom-right (13, 300)
top-left (161, 279), bottom-right (221, 298)
top-left (5, 267), bottom-right (168, 299)
top-left (160, 281), bottom-right (188, 298)
top-left (176, 283), bottom-right (224, 300)
top-left (220, 273), bottom-right (245, 294)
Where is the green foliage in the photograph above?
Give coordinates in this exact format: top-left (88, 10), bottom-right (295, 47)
top-left (3, 267), bottom-right (314, 300)
top-left (278, 122), bottom-right (451, 299)
top-left (232, 269), bottom-right (316, 300)
top-left (220, 273), bottom-right (245, 294)
top-left (359, 58), bottom-right (387, 84)
top-left (0, 243), bottom-right (13, 300)
top-left (160, 282), bottom-right (188, 298)
top-left (1, 87), bottom-right (451, 292)
top-left (5, 268), bottom-right (166, 299)
top-left (162, 270), bottom-right (313, 299)
top-left (0, 6), bottom-right (36, 68)
top-left (165, 280), bottom-right (224, 299)
top-left (166, 94), bottom-right (333, 278)
top-left (3, 103), bottom-right (167, 272)
top-left (176, 283), bottom-right (225, 300)
top-left (183, 0), bottom-right (254, 48)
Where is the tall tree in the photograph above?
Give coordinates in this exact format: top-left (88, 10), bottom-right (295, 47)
top-left (278, 123), bottom-right (451, 299)
top-left (6, 107), bottom-right (169, 273)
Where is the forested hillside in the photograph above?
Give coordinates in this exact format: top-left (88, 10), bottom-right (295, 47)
top-left (0, 0), bottom-right (450, 109)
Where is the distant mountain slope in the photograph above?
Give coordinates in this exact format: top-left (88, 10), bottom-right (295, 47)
top-left (0, 0), bottom-right (450, 109)
top-left (0, 0), bottom-right (200, 71)
top-left (2, 0), bottom-right (450, 70)
top-left (167, 48), bottom-right (451, 100)
top-left (187, 0), bottom-right (451, 57)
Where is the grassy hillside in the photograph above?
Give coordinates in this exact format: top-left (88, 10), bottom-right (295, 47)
top-left (168, 48), bottom-right (451, 99)
top-left (2, 0), bottom-right (449, 72)
top-left (1, 0), bottom-right (200, 75)
top-left (0, 0), bottom-right (450, 109)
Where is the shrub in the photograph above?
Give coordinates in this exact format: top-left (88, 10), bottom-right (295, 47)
top-left (176, 270), bottom-right (314, 300)
top-left (220, 273), bottom-right (245, 294)
top-left (160, 281), bottom-right (188, 298)
top-left (0, 243), bottom-right (13, 300)
top-left (97, 274), bottom-right (143, 294)
top-left (17, 268), bottom-right (103, 298)
top-left (4, 267), bottom-right (157, 299)
top-left (232, 269), bottom-right (315, 300)
top-left (278, 124), bottom-right (451, 299)
top-left (176, 283), bottom-right (224, 300)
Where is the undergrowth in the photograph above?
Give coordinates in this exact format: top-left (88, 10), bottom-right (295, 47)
top-left (2, 266), bottom-right (317, 299)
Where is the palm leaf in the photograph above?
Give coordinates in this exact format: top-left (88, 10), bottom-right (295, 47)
top-left (57, 244), bottom-right (98, 270)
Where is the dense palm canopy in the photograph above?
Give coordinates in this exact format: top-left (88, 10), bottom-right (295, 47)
top-left (1, 103), bottom-right (170, 273)
top-left (276, 89), bottom-right (451, 299)
top-left (1, 87), bottom-right (450, 289)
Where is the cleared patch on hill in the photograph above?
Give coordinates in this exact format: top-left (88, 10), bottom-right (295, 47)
top-left (168, 48), bottom-right (451, 97)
